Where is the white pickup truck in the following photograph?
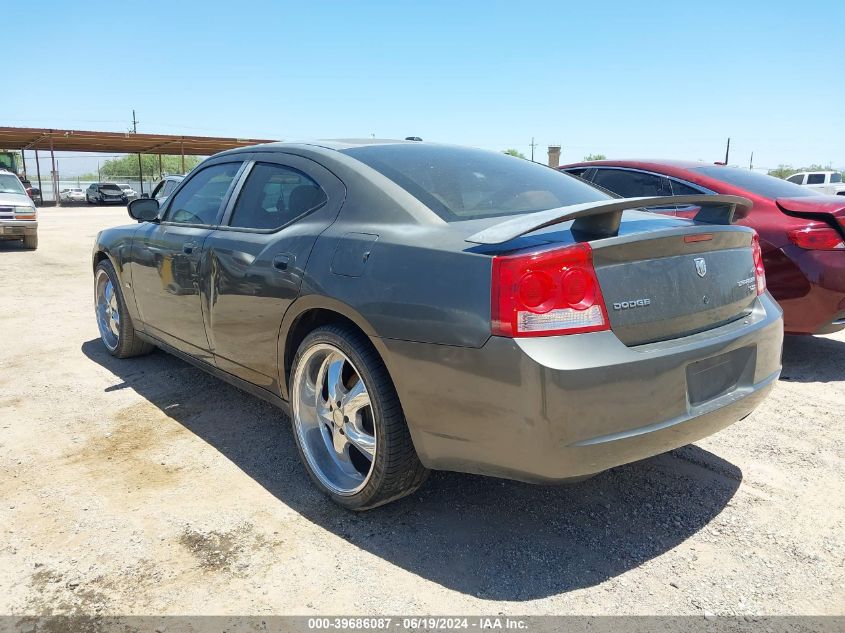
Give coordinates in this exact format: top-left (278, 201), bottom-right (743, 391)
top-left (786, 170), bottom-right (845, 195)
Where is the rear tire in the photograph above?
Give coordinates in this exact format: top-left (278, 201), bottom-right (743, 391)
top-left (94, 260), bottom-right (155, 358)
top-left (290, 324), bottom-right (428, 510)
top-left (22, 233), bottom-right (37, 250)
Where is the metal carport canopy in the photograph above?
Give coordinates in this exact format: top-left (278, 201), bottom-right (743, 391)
top-left (0, 126), bottom-right (278, 155)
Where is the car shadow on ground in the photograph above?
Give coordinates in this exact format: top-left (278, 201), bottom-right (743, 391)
top-left (82, 339), bottom-right (741, 600)
top-left (0, 240), bottom-right (31, 252)
top-left (781, 334), bottom-right (845, 383)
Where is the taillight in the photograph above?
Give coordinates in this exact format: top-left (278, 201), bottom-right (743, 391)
top-left (751, 232), bottom-right (766, 296)
top-left (787, 225), bottom-right (845, 251)
top-left (491, 243), bottom-right (609, 337)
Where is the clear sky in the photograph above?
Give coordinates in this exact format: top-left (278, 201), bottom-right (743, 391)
top-left (6, 0), bottom-right (844, 176)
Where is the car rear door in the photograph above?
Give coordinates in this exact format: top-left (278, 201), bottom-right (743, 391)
top-left (130, 159), bottom-right (245, 362)
top-left (203, 153), bottom-right (345, 392)
top-left (591, 168), bottom-right (678, 215)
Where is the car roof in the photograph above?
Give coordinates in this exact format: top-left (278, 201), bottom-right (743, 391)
top-left (561, 159), bottom-right (713, 171)
top-left (216, 138), bottom-right (419, 158)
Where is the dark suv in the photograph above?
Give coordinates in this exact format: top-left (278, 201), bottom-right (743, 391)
top-left (86, 183), bottom-right (128, 205)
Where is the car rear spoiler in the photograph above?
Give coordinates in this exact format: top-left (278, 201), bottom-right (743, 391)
top-left (465, 195), bottom-right (753, 245)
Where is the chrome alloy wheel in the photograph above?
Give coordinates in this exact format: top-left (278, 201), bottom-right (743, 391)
top-left (292, 344), bottom-right (377, 495)
top-left (95, 269), bottom-right (120, 351)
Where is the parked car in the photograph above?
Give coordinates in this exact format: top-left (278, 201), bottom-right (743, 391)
top-left (0, 168), bottom-right (38, 249)
top-left (86, 183), bottom-right (128, 205)
top-left (19, 178), bottom-right (42, 205)
top-left (147, 174), bottom-right (184, 205)
top-left (93, 142), bottom-right (783, 509)
top-left (116, 183), bottom-right (139, 200)
top-left (60, 188), bottom-right (86, 203)
top-left (785, 171), bottom-right (845, 196)
top-left (560, 160), bottom-right (845, 335)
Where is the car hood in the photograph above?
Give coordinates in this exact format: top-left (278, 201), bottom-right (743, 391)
top-left (0, 192), bottom-right (33, 206)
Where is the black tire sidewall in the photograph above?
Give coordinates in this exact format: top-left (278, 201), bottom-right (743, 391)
top-left (290, 326), bottom-right (397, 510)
top-left (95, 260), bottom-right (130, 356)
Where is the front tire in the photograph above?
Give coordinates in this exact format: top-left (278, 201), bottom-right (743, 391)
top-left (290, 325), bottom-right (428, 510)
top-left (94, 260), bottom-right (155, 358)
top-left (22, 233), bottom-right (37, 250)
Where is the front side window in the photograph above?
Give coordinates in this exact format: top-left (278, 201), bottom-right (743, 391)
top-left (165, 163), bottom-right (240, 225)
top-left (342, 145), bottom-right (607, 221)
top-left (831, 172), bottom-right (842, 184)
top-left (807, 173), bottom-right (825, 185)
top-left (591, 168), bottom-right (672, 198)
top-left (228, 163), bottom-right (327, 230)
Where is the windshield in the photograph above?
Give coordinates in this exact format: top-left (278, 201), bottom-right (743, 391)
top-left (0, 174), bottom-right (27, 195)
top-left (100, 184), bottom-right (122, 191)
top-left (343, 144), bottom-right (608, 221)
top-left (694, 166), bottom-right (821, 198)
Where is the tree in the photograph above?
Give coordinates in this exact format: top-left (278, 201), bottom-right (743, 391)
top-left (583, 153), bottom-right (606, 161)
top-left (503, 148), bottom-right (526, 159)
top-left (97, 154), bottom-right (202, 179)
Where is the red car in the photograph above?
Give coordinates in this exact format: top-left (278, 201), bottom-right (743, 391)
top-left (560, 160), bottom-right (845, 335)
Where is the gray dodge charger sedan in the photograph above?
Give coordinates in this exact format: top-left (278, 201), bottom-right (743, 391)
top-left (92, 140), bottom-right (783, 510)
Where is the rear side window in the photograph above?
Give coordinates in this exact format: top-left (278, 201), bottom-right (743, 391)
top-left (166, 163), bottom-right (241, 225)
top-left (343, 144), bottom-right (607, 221)
top-left (787, 174), bottom-right (804, 184)
top-left (591, 169), bottom-right (672, 198)
top-left (832, 173), bottom-right (842, 183)
top-left (229, 163), bottom-right (327, 230)
top-left (670, 179), bottom-right (704, 196)
top-left (807, 173), bottom-right (825, 185)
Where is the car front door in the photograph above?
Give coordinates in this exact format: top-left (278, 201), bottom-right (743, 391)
top-left (130, 160), bottom-right (245, 361)
top-left (203, 153), bottom-right (345, 392)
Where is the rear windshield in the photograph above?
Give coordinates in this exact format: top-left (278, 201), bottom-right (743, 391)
top-left (100, 184), bottom-right (122, 191)
top-left (343, 144), bottom-right (608, 221)
top-left (0, 174), bottom-right (26, 195)
top-left (694, 166), bottom-right (820, 198)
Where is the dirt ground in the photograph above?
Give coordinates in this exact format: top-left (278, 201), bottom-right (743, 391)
top-left (0, 206), bottom-right (843, 616)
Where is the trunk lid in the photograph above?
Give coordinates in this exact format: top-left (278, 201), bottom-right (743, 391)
top-left (776, 196), bottom-right (845, 234)
top-left (590, 227), bottom-right (758, 345)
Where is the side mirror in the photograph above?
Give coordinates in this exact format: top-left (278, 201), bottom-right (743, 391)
top-left (140, 192), bottom-right (150, 199)
top-left (128, 198), bottom-right (160, 223)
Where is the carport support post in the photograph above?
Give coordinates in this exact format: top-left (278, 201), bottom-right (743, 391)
top-left (34, 147), bottom-right (43, 204)
top-left (137, 153), bottom-right (144, 195)
top-left (20, 149), bottom-right (27, 179)
top-left (180, 138), bottom-right (185, 173)
top-left (49, 133), bottom-right (59, 207)
top-left (158, 154), bottom-right (163, 179)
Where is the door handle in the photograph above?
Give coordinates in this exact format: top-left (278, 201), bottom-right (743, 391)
top-left (183, 241), bottom-right (198, 254)
top-left (273, 253), bottom-right (292, 271)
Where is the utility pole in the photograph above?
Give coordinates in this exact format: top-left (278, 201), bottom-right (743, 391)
top-left (132, 109), bottom-right (144, 195)
top-left (749, 152), bottom-right (754, 170)
top-left (724, 137), bottom-right (730, 165)
top-left (529, 137), bottom-right (537, 162)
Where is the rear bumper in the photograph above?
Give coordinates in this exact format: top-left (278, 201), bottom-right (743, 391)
top-left (380, 293), bottom-right (783, 483)
top-left (0, 221), bottom-right (37, 238)
top-left (773, 246), bottom-right (845, 335)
